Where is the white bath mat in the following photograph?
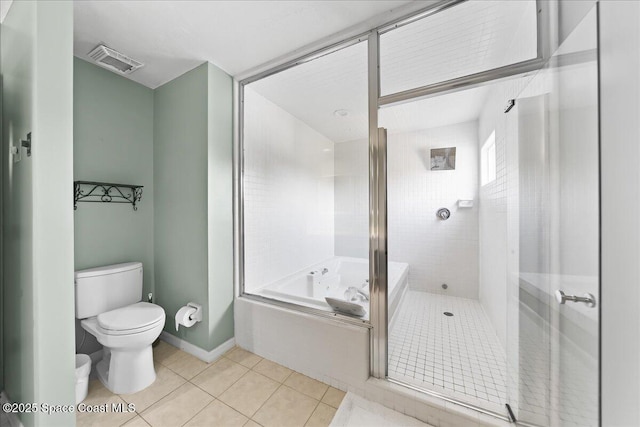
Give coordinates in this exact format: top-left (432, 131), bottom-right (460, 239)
top-left (330, 392), bottom-right (432, 427)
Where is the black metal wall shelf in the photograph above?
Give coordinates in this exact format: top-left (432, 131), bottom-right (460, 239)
top-left (74, 181), bottom-right (143, 211)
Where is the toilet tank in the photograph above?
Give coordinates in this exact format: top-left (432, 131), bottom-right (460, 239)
top-left (75, 262), bottom-right (143, 319)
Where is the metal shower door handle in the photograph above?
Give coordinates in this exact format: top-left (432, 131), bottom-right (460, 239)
top-left (555, 290), bottom-right (596, 308)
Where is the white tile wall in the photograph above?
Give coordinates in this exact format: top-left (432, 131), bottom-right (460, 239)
top-left (335, 122), bottom-right (480, 299)
top-left (243, 88), bottom-right (335, 292)
top-left (387, 123), bottom-right (479, 298)
top-left (334, 139), bottom-right (369, 258)
top-left (478, 80), bottom-right (513, 351)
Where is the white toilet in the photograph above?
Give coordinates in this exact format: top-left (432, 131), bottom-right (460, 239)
top-left (75, 262), bottom-right (165, 394)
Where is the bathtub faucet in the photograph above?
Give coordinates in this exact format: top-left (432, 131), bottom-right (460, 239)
top-left (345, 286), bottom-right (369, 302)
top-left (321, 268), bottom-right (329, 275)
top-left (356, 289), bottom-right (369, 301)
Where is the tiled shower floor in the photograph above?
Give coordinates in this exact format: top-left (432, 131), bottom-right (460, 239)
top-left (388, 291), bottom-right (508, 412)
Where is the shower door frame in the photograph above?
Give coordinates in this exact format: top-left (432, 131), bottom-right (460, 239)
top-left (235, 0), bottom-right (551, 418)
top-left (367, 0), bottom-right (550, 385)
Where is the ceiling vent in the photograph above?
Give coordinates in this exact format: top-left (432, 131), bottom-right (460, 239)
top-left (88, 45), bottom-right (144, 75)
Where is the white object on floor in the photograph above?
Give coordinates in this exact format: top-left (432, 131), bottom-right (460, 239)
top-left (330, 392), bottom-right (432, 427)
top-left (75, 354), bottom-right (92, 404)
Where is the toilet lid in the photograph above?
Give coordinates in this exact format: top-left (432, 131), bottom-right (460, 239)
top-left (98, 302), bottom-right (165, 332)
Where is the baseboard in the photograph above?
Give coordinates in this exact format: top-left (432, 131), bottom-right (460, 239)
top-left (0, 391), bottom-right (24, 427)
top-left (159, 332), bottom-right (235, 363)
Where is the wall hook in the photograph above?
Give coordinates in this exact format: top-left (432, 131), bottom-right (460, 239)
top-left (21, 132), bottom-right (32, 157)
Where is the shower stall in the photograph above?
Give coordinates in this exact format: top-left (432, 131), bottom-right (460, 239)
top-left (237, 1), bottom-right (599, 424)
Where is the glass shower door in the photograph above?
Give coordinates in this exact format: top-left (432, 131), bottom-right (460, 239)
top-left (505, 5), bottom-right (599, 426)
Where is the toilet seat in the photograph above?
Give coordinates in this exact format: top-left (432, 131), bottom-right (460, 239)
top-left (97, 302), bottom-right (165, 336)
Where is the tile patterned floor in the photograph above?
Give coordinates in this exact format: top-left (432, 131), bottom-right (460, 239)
top-left (77, 342), bottom-right (345, 427)
top-left (388, 291), bottom-right (507, 412)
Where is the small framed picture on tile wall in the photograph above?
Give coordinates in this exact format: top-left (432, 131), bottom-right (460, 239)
top-left (430, 147), bottom-right (456, 170)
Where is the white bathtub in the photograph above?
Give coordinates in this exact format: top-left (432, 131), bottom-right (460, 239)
top-left (254, 256), bottom-right (409, 320)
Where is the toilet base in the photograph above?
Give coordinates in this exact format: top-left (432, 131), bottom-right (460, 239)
top-left (97, 345), bottom-right (157, 394)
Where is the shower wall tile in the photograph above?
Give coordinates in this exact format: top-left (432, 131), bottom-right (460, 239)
top-left (243, 88), bottom-right (335, 292)
top-left (334, 140), bottom-right (370, 258)
top-left (477, 73), bottom-right (550, 351)
top-left (477, 79), bottom-right (515, 351)
top-left (335, 122), bottom-right (480, 298)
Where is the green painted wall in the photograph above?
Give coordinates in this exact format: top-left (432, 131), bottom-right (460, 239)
top-left (1, 4), bottom-right (35, 423)
top-left (32, 3), bottom-right (75, 425)
top-left (154, 63), bottom-right (234, 351)
top-left (206, 65), bottom-right (234, 350)
top-left (73, 58), bottom-right (155, 296)
top-left (2, 1), bottom-right (75, 426)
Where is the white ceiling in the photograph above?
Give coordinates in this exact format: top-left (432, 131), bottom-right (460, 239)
top-left (379, 86), bottom-right (491, 135)
top-left (72, 0), bottom-right (537, 140)
top-left (249, 40), bottom-right (369, 144)
top-left (73, 0), bottom-right (424, 89)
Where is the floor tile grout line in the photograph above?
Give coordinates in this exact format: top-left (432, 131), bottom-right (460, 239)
top-left (187, 360), bottom-right (254, 406)
top-left (278, 383), bottom-right (324, 427)
top-left (303, 397), bottom-right (322, 427)
top-left (178, 393), bottom-right (216, 427)
top-left (280, 371), bottom-right (293, 384)
top-left (318, 385), bottom-right (331, 403)
top-left (250, 359), bottom-right (294, 384)
top-left (206, 362), bottom-right (254, 399)
top-left (248, 382), bottom-right (289, 422)
top-left (121, 412), bottom-right (150, 427)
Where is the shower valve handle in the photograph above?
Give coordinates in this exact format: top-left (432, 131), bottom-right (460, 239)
top-left (437, 208), bottom-right (450, 220)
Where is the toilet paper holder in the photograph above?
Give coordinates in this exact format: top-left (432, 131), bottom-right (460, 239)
top-left (175, 302), bottom-right (203, 331)
top-left (185, 302), bottom-right (202, 322)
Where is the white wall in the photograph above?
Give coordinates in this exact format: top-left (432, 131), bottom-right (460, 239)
top-left (599, 1), bottom-right (640, 425)
top-left (243, 88), bottom-right (335, 292)
top-left (335, 122), bottom-right (480, 299)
